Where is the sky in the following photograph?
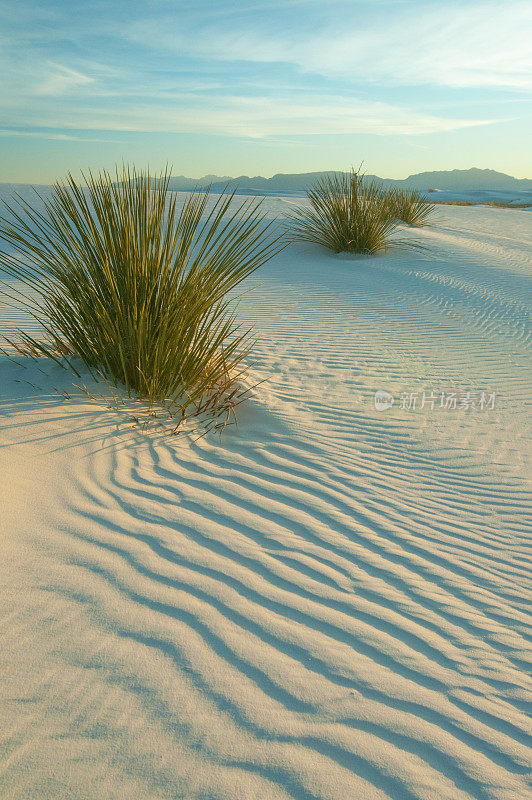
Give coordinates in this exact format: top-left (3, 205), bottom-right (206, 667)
top-left (1, 0), bottom-right (531, 183)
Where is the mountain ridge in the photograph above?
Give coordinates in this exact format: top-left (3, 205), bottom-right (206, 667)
top-left (166, 167), bottom-right (532, 194)
top-left (1, 168), bottom-right (531, 194)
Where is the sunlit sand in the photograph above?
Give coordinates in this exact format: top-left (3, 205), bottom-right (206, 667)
top-left (1, 199), bottom-right (530, 800)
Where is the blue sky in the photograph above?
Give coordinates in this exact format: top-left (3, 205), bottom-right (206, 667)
top-left (1, 0), bottom-right (531, 182)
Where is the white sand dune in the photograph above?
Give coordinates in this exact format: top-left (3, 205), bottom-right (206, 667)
top-left (0, 203), bottom-right (531, 800)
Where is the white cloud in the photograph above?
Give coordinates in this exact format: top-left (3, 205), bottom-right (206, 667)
top-left (8, 94), bottom-right (496, 138)
top-left (126, 1), bottom-right (532, 90)
top-left (35, 64), bottom-right (95, 96)
top-left (0, 129), bottom-right (119, 142)
top-left (0, 1), bottom-right (521, 145)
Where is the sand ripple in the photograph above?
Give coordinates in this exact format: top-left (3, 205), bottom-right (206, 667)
top-left (0, 205), bottom-right (530, 799)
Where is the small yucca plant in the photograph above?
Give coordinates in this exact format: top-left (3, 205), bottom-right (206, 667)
top-left (289, 169), bottom-right (398, 254)
top-left (0, 166), bottom-right (285, 423)
top-left (386, 188), bottom-right (435, 226)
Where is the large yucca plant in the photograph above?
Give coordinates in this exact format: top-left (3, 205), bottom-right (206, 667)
top-left (0, 166), bottom-right (285, 420)
top-left (385, 188), bottom-right (435, 226)
top-left (289, 169), bottom-right (398, 254)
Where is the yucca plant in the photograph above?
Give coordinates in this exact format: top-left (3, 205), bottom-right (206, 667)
top-left (289, 169), bottom-right (398, 254)
top-left (0, 166), bottom-right (285, 423)
top-left (385, 188), bottom-right (435, 226)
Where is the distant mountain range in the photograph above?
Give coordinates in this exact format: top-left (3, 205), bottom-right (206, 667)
top-left (166, 168), bottom-right (532, 194)
top-left (1, 169), bottom-right (530, 199)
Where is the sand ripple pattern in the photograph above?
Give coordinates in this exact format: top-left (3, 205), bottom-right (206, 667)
top-left (0, 205), bottom-right (531, 800)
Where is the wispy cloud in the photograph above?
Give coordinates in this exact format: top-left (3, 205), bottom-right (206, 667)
top-left (0, 128), bottom-right (120, 142)
top-left (126, 1), bottom-right (532, 90)
top-left (5, 93), bottom-right (497, 138)
top-left (35, 63), bottom-right (95, 96)
top-left (0, 0), bottom-right (529, 180)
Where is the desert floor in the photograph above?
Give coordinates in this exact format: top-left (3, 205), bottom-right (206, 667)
top-left (1, 203), bottom-right (530, 800)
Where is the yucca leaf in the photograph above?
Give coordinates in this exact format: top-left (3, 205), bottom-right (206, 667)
top-left (0, 165), bottom-right (286, 417)
top-left (289, 169), bottom-right (398, 254)
top-left (385, 188), bottom-right (436, 226)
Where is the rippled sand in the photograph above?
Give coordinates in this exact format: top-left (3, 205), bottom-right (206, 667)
top-left (1, 203), bottom-right (530, 800)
